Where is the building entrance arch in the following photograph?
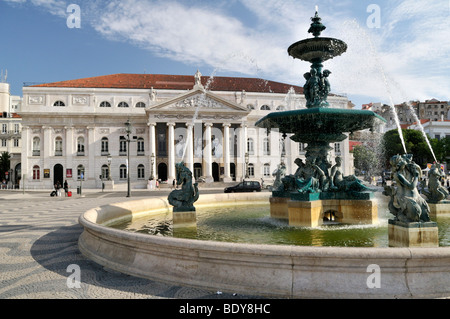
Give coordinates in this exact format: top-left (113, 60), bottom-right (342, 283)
top-left (158, 163), bottom-right (168, 182)
top-left (53, 164), bottom-right (64, 186)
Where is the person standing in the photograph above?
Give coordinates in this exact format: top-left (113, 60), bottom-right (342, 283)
top-left (64, 180), bottom-right (69, 197)
top-left (56, 181), bottom-right (62, 197)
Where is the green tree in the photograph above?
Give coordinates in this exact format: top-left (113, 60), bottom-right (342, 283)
top-left (352, 144), bottom-right (379, 176)
top-left (430, 137), bottom-right (450, 163)
top-left (0, 152), bottom-right (11, 181)
top-left (382, 129), bottom-right (435, 168)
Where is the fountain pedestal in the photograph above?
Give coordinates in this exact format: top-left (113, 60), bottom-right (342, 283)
top-left (272, 195), bottom-right (378, 228)
top-left (388, 220), bottom-right (439, 248)
top-left (428, 201), bottom-right (450, 218)
top-left (173, 211), bottom-right (197, 229)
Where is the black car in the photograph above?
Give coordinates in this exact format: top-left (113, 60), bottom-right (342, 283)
top-left (224, 181), bottom-right (261, 193)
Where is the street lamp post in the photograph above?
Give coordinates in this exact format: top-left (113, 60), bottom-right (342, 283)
top-left (245, 152), bottom-right (249, 180)
top-left (150, 152), bottom-right (155, 180)
top-left (107, 153), bottom-right (112, 181)
top-left (125, 120), bottom-right (132, 198)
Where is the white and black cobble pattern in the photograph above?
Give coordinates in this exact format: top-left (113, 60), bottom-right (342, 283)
top-left (0, 191), bottom-right (262, 299)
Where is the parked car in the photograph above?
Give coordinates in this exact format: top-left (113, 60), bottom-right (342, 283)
top-left (224, 181), bottom-right (261, 193)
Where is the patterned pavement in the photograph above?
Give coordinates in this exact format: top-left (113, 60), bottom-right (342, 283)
top-left (0, 189), bottom-right (263, 299)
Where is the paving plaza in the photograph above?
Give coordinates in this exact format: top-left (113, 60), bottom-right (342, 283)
top-left (0, 188), bottom-right (262, 299)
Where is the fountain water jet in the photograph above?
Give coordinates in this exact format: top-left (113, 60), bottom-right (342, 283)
top-left (341, 19), bottom-right (407, 154)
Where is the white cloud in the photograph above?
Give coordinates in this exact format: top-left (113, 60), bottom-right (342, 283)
top-left (4, 0), bottom-right (449, 105)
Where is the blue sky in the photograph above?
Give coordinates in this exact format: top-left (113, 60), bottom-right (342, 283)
top-left (1, 0), bottom-right (449, 108)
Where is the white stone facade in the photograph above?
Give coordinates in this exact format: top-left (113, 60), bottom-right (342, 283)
top-left (0, 82), bottom-right (22, 186)
top-left (19, 73), bottom-right (353, 189)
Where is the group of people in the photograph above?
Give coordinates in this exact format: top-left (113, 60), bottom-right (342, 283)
top-left (147, 178), bottom-right (161, 190)
top-left (53, 180), bottom-right (70, 197)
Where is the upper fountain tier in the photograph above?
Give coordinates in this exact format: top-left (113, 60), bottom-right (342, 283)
top-left (288, 11), bottom-right (347, 63)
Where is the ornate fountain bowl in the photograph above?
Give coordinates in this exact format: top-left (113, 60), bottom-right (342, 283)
top-left (255, 108), bottom-right (386, 143)
top-left (288, 37), bottom-right (347, 62)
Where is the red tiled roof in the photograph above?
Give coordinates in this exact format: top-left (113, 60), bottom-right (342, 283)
top-left (349, 140), bottom-right (362, 151)
top-left (0, 113), bottom-right (21, 118)
top-left (30, 73), bottom-right (304, 94)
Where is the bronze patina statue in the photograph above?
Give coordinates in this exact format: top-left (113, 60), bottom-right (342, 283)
top-left (168, 162), bottom-right (199, 212)
top-left (423, 164), bottom-right (449, 203)
top-left (383, 154), bottom-right (431, 223)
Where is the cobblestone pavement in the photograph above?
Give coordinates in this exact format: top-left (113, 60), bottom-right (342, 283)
top-left (0, 189), bottom-right (264, 299)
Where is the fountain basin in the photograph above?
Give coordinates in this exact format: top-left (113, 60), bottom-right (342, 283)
top-left (78, 193), bottom-right (450, 298)
top-left (288, 37), bottom-right (347, 62)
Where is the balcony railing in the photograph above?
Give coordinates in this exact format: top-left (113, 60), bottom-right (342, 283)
top-left (32, 150), bottom-right (40, 156)
top-left (55, 150), bottom-right (63, 156)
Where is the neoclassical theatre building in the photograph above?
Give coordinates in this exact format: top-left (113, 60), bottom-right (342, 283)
top-left (19, 71), bottom-right (353, 189)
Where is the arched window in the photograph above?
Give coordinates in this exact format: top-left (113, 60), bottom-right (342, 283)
top-left (263, 137), bottom-right (270, 155)
top-left (77, 165), bottom-right (85, 180)
top-left (118, 102), bottom-right (129, 108)
top-left (263, 163), bottom-right (271, 177)
top-left (55, 137), bottom-right (63, 156)
top-left (248, 163), bottom-right (255, 178)
top-left (33, 137), bottom-right (40, 156)
top-left (101, 164), bottom-right (109, 180)
top-left (135, 102), bottom-right (146, 108)
top-left (260, 105), bottom-right (270, 111)
top-left (77, 137), bottom-right (85, 155)
top-left (101, 137), bottom-right (109, 155)
top-left (33, 165), bottom-right (40, 180)
top-left (53, 101), bottom-right (65, 107)
top-left (276, 105), bottom-right (285, 111)
top-left (100, 101), bottom-right (111, 108)
top-left (247, 104), bottom-right (255, 110)
top-left (137, 164), bottom-right (145, 179)
top-left (120, 164), bottom-right (127, 179)
top-left (247, 138), bottom-right (254, 155)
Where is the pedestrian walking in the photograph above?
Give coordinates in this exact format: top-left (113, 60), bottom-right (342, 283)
top-left (64, 180), bottom-right (69, 197)
top-left (173, 179), bottom-right (176, 189)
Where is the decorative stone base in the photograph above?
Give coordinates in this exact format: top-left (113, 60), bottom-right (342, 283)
top-left (428, 202), bottom-right (450, 218)
top-left (103, 180), bottom-right (114, 190)
top-left (388, 220), bottom-right (439, 248)
top-left (172, 211), bottom-right (197, 229)
top-left (269, 196), bottom-right (290, 219)
top-left (275, 198), bottom-right (378, 228)
top-left (288, 200), bottom-right (323, 228)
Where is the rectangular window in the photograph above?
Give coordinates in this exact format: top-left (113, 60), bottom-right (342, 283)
top-left (119, 137), bottom-right (127, 155)
top-left (14, 139), bottom-right (19, 147)
top-left (335, 143), bottom-right (341, 153)
top-left (1, 124), bottom-right (6, 134)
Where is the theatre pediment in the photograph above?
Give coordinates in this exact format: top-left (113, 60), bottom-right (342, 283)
top-left (147, 88), bottom-right (249, 114)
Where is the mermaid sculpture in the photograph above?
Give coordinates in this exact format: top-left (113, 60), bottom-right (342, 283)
top-left (423, 164), bottom-right (449, 203)
top-left (383, 154), bottom-right (431, 223)
top-left (168, 162), bottom-right (199, 212)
